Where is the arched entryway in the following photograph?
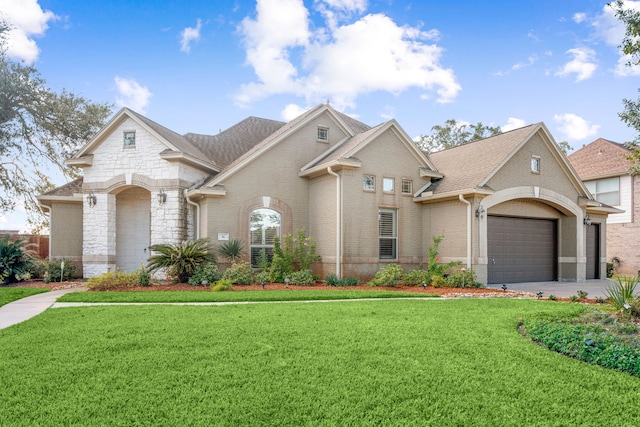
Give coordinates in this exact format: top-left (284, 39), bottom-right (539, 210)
top-left (116, 187), bottom-right (151, 272)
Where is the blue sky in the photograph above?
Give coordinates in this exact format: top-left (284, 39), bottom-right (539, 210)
top-left (1, 0), bottom-right (640, 231)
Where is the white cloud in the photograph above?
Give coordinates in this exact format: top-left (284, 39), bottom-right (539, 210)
top-left (573, 12), bottom-right (586, 24)
top-left (0, 0), bottom-right (57, 63)
top-left (114, 77), bottom-right (153, 113)
top-left (321, 0), bottom-right (367, 12)
top-left (553, 113), bottom-right (600, 141)
top-left (501, 117), bottom-right (527, 132)
top-left (555, 47), bottom-right (597, 81)
top-left (512, 55), bottom-right (538, 70)
top-left (236, 0), bottom-right (460, 110)
top-left (281, 103), bottom-right (309, 121)
top-left (615, 53), bottom-right (640, 75)
top-left (180, 19), bottom-right (202, 53)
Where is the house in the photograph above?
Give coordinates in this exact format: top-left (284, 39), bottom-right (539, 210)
top-left (568, 138), bottom-right (639, 276)
top-left (37, 103), bottom-right (617, 284)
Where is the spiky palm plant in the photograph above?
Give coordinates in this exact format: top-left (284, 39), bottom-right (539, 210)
top-left (217, 239), bottom-right (245, 263)
top-left (147, 239), bottom-right (215, 283)
top-left (0, 234), bottom-right (36, 284)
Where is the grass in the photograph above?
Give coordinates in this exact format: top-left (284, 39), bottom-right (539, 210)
top-left (1, 299), bottom-right (640, 426)
top-left (58, 289), bottom-right (439, 303)
top-left (0, 287), bottom-right (48, 307)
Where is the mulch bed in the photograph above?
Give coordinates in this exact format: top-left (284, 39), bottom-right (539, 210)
top-left (6, 280), bottom-right (540, 299)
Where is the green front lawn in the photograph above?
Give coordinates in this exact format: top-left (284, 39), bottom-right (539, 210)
top-left (0, 287), bottom-right (48, 307)
top-left (1, 299), bottom-right (639, 425)
top-left (58, 289), bottom-right (438, 303)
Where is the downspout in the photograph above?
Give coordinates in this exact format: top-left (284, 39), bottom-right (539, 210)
top-left (184, 191), bottom-right (200, 240)
top-left (38, 203), bottom-right (52, 259)
top-left (458, 195), bottom-right (472, 269)
top-left (327, 166), bottom-right (341, 278)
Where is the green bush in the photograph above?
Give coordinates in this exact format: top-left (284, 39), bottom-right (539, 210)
top-left (367, 264), bottom-right (404, 287)
top-left (147, 239), bottom-right (215, 283)
top-left (187, 262), bottom-right (221, 286)
top-left (44, 259), bottom-right (77, 283)
top-left (337, 276), bottom-right (359, 287)
top-left (402, 269), bottom-right (430, 286)
top-left (86, 270), bottom-right (140, 291)
top-left (137, 265), bottom-right (151, 287)
top-left (431, 276), bottom-right (447, 288)
top-left (427, 235), bottom-right (462, 281)
top-left (211, 278), bottom-right (233, 292)
top-left (255, 270), bottom-right (270, 284)
top-left (548, 294), bottom-right (557, 301)
top-left (0, 234), bottom-right (36, 284)
top-left (289, 269), bottom-right (315, 286)
top-left (217, 239), bottom-right (245, 262)
top-left (222, 261), bottom-right (254, 285)
top-left (268, 229), bottom-right (321, 282)
top-left (577, 290), bottom-right (589, 299)
top-left (325, 273), bottom-right (339, 286)
top-left (445, 269), bottom-right (482, 288)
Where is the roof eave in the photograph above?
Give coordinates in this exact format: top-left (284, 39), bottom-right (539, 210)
top-left (185, 187), bottom-right (227, 200)
top-left (66, 155), bottom-right (93, 167)
top-left (299, 159), bottom-right (362, 178)
top-left (160, 152), bottom-right (220, 173)
top-left (36, 195), bottom-right (83, 207)
top-left (413, 188), bottom-right (493, 203)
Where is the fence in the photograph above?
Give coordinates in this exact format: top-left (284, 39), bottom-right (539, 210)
top-left (2, 233), bottom-right (50, 259)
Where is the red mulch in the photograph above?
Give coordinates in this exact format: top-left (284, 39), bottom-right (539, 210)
top-left (6, 280), bottom-right (540, 299)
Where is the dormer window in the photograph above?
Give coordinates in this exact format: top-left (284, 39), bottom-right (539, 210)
top-left (124, 131), bottom-right (136, 147)
top-left (317, 126), bottom-right (329, 142)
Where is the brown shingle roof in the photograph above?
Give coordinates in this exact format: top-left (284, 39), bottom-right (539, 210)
top-left (42, 177), bottom-right (83, 197)
top-left (567, 138), bottom-right (630, 180)
top-left (428, 124), bottom-right (538, 194)
top-left (184, 117), bottom-right (286, 168)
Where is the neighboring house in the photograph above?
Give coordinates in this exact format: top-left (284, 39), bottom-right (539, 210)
top-left (37, 103), bottom-right (617, 284)
top-left (568, 138), bottom-right (639, 276)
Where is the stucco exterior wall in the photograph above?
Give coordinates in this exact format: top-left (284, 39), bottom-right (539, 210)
top-left (49, 201), bottom-right (83, 277)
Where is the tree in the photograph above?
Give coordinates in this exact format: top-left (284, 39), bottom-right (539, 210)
top-left (416, 119), bottom-right (502, 153)
top-left (609, 0), bottom-right (640, 173)
top-left (0, 22), bottom-right (112, 231)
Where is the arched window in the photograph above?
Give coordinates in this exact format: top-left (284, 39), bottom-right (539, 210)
top-left (250, 208), bottom-right (281, 266)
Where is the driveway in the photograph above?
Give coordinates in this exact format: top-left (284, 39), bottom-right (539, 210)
top-left (487, 279), bottom-right (614, 299)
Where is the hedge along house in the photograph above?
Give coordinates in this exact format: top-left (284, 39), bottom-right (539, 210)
top-left (37, 103), bottom-right (618, 284)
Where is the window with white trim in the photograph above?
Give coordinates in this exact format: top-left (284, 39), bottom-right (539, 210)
top-left (383, 177), bottom-right (394, 193)
top-left (363, 175), bottom-right (375, 191)
top-left (379, 208), bottom-right (397, 260)
top-left (250, 208), bottom-right (281, 267)
top-left (317, 126), bottom-right (329, 142)
top-left (585, 177), bottom-right (620, 206)
top-left (401, 180), bottom-right (412, 195)
top-left (531, 156), bottom-right (540, 173)
top-left (124, 131), bottom-right (136, 147)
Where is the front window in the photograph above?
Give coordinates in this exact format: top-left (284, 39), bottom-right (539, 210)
top-left (363, 175), bottom-right (375, 191)
top-left (585, 177), bottom-right (620, 206)
top-left (250, 208), bottom-right (281, 266)
top-left (379, 208), bottom-right (397, 259)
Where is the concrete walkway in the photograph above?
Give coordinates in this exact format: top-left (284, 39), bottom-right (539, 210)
top-left (0, 288), bottom-right (81, 330)
top-left (486, 279), bottom-right (614, 298)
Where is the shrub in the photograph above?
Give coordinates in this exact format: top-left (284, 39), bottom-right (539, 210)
top-left (605, 275), bottom-right (639, 313)
top-left (256, 249), bottom-right (270, 270)
top-left (222, 261), bottom-right (253, 285)
top-left (431, 276), bottom-right (447, 288)
top-left (268, 229), bottom-right (321, 282)
top-left (595, 296), bottom-right (606, 304)
top-left (570, 295), bottom-right (579, 302)
top-left (217, 239), bottom-right (245, 262)
top-left (548, 294), bottom-right (557, 301)
top-left (147, 239), bottom-right (215, 283)
top-left (211, 278), bottom-right (233, 292)
top-left (44, 259), bottom-right (77, 283)
top-left (137, 265), bottom-right (151, 287)
top-left (325, 273), bottom-right (339, 286)
top-left (86, 270), bottom-right (139, 291)
top-left (402, 269), bottom-right (430, 286)
top-left (187, 262), bottom-right (221, 286)
top-left (338, 276), bottom-right (359, 287)
top-left (427, 235), bottom-right (461, 281)
top-left (289, 269), bottom-right (315, 286)
top-left (367, 264), bottom-right (404, 287)
top-left (255, 270), bottom-right (270, 284)
top-left (0, 234), bottom-right (36, 284)
top-left (577, 290), bottom-right (589, 299)
top-left (445, 269), bottom-right (482, 288)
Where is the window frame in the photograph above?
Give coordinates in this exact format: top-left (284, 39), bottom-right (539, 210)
top-left (585, 177), bottom-right (620, 206)
top-left (401, 179), bottom-right (413, 195)
top-left (363, 175), bottom-right (375, 191)
top-left (382, 177), bottom-right (395, 193)
top-left (249, 208), bottom-right (282, 267)
top-left (531, 156), bottom-right (540, 173)
top-left (317, 126), bottom-right (329, 142)
top-left (378, 208), bottom-right (397, 260)
top-left (123, 131), bottom-right (136, 148)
